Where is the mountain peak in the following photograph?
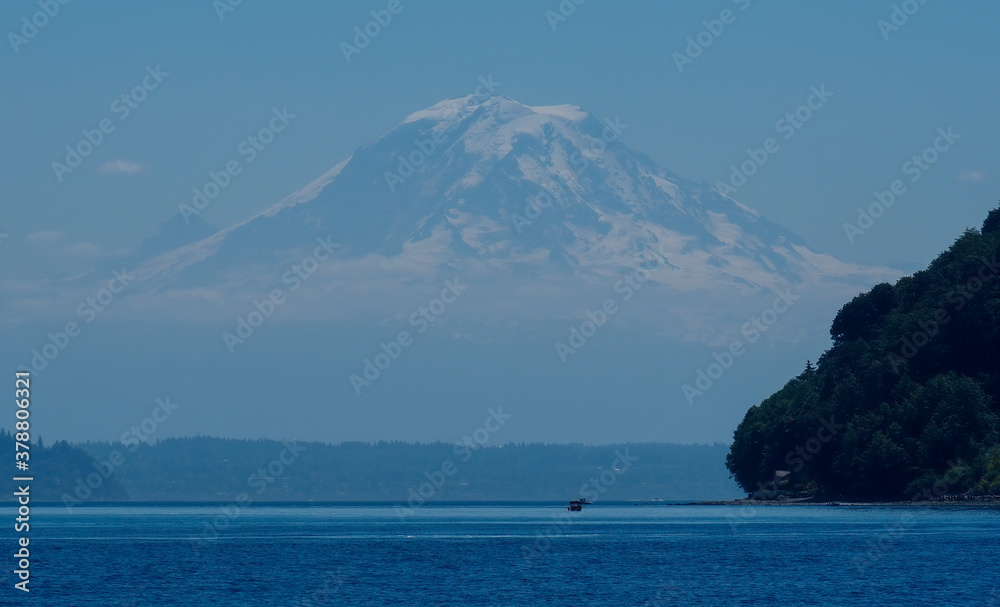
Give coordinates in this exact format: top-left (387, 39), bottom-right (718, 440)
top-left (403, 95), bottom-right (589, 127)
top-left (116, 93), bottom-right (898, 327)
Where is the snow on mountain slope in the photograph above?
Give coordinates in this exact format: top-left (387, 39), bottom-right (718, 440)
top-left (9, 96), bottom-right (898, 335)
top-left (136, 96), bottom-right (892, 289)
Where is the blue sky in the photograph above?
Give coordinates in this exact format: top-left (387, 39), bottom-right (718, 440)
top-left (2, 0), bottom-right (997, 276)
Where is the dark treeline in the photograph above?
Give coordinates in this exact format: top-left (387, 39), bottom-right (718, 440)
top-left (1, 430), bottom-right (127, 501)
top-left (727, 205), bottom-right (1000, 500)
top-left (3, 435), bottom-right (738, 502)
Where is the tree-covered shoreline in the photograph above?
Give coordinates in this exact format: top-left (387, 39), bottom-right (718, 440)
top-left (727, 205), bottom-right (1000, 501)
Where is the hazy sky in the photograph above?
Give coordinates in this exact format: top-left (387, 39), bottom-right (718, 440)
top-left (2, 0), bottom-right (997, 275)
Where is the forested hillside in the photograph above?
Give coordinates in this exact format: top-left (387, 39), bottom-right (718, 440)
top-left (1, 430), bottom-right (127, 501)
top-left (727, 205), bottom-right (1000, 500)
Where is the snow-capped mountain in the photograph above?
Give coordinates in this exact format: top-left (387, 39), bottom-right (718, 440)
top-left (131, 95), bottom-right (890, 298)
top-left (13, 95), bottom-right (896, 339)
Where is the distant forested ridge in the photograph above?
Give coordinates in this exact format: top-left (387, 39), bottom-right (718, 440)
top-left (1, 430), bottom-right (127, 501)
top-left (1, 436), bottom-right (739, 503)
top-left (727, 205), bottom-right (1000, 500)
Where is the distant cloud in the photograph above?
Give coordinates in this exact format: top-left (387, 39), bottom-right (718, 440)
top-left (25, 230), bottom-right (124, 260)
top-left (26, 230), bottom-right (68, 245)
top-left (958, 170), bottom-right (987, 183)
top-left (98, 159), bottom-right (143, 175)
top-left (61, 242), bottom-right (110, 258)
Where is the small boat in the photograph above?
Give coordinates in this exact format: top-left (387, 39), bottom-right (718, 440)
top-left (568, 500), bottom-right (583, 511)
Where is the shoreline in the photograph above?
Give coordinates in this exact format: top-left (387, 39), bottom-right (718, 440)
top-left (5, 497), bottom-right (1000, 508)
top-left (690, 497), bottom-right (1000, 507)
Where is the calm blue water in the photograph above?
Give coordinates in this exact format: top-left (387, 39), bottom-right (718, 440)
top-left (2, 504), bottom-right (998, 605)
